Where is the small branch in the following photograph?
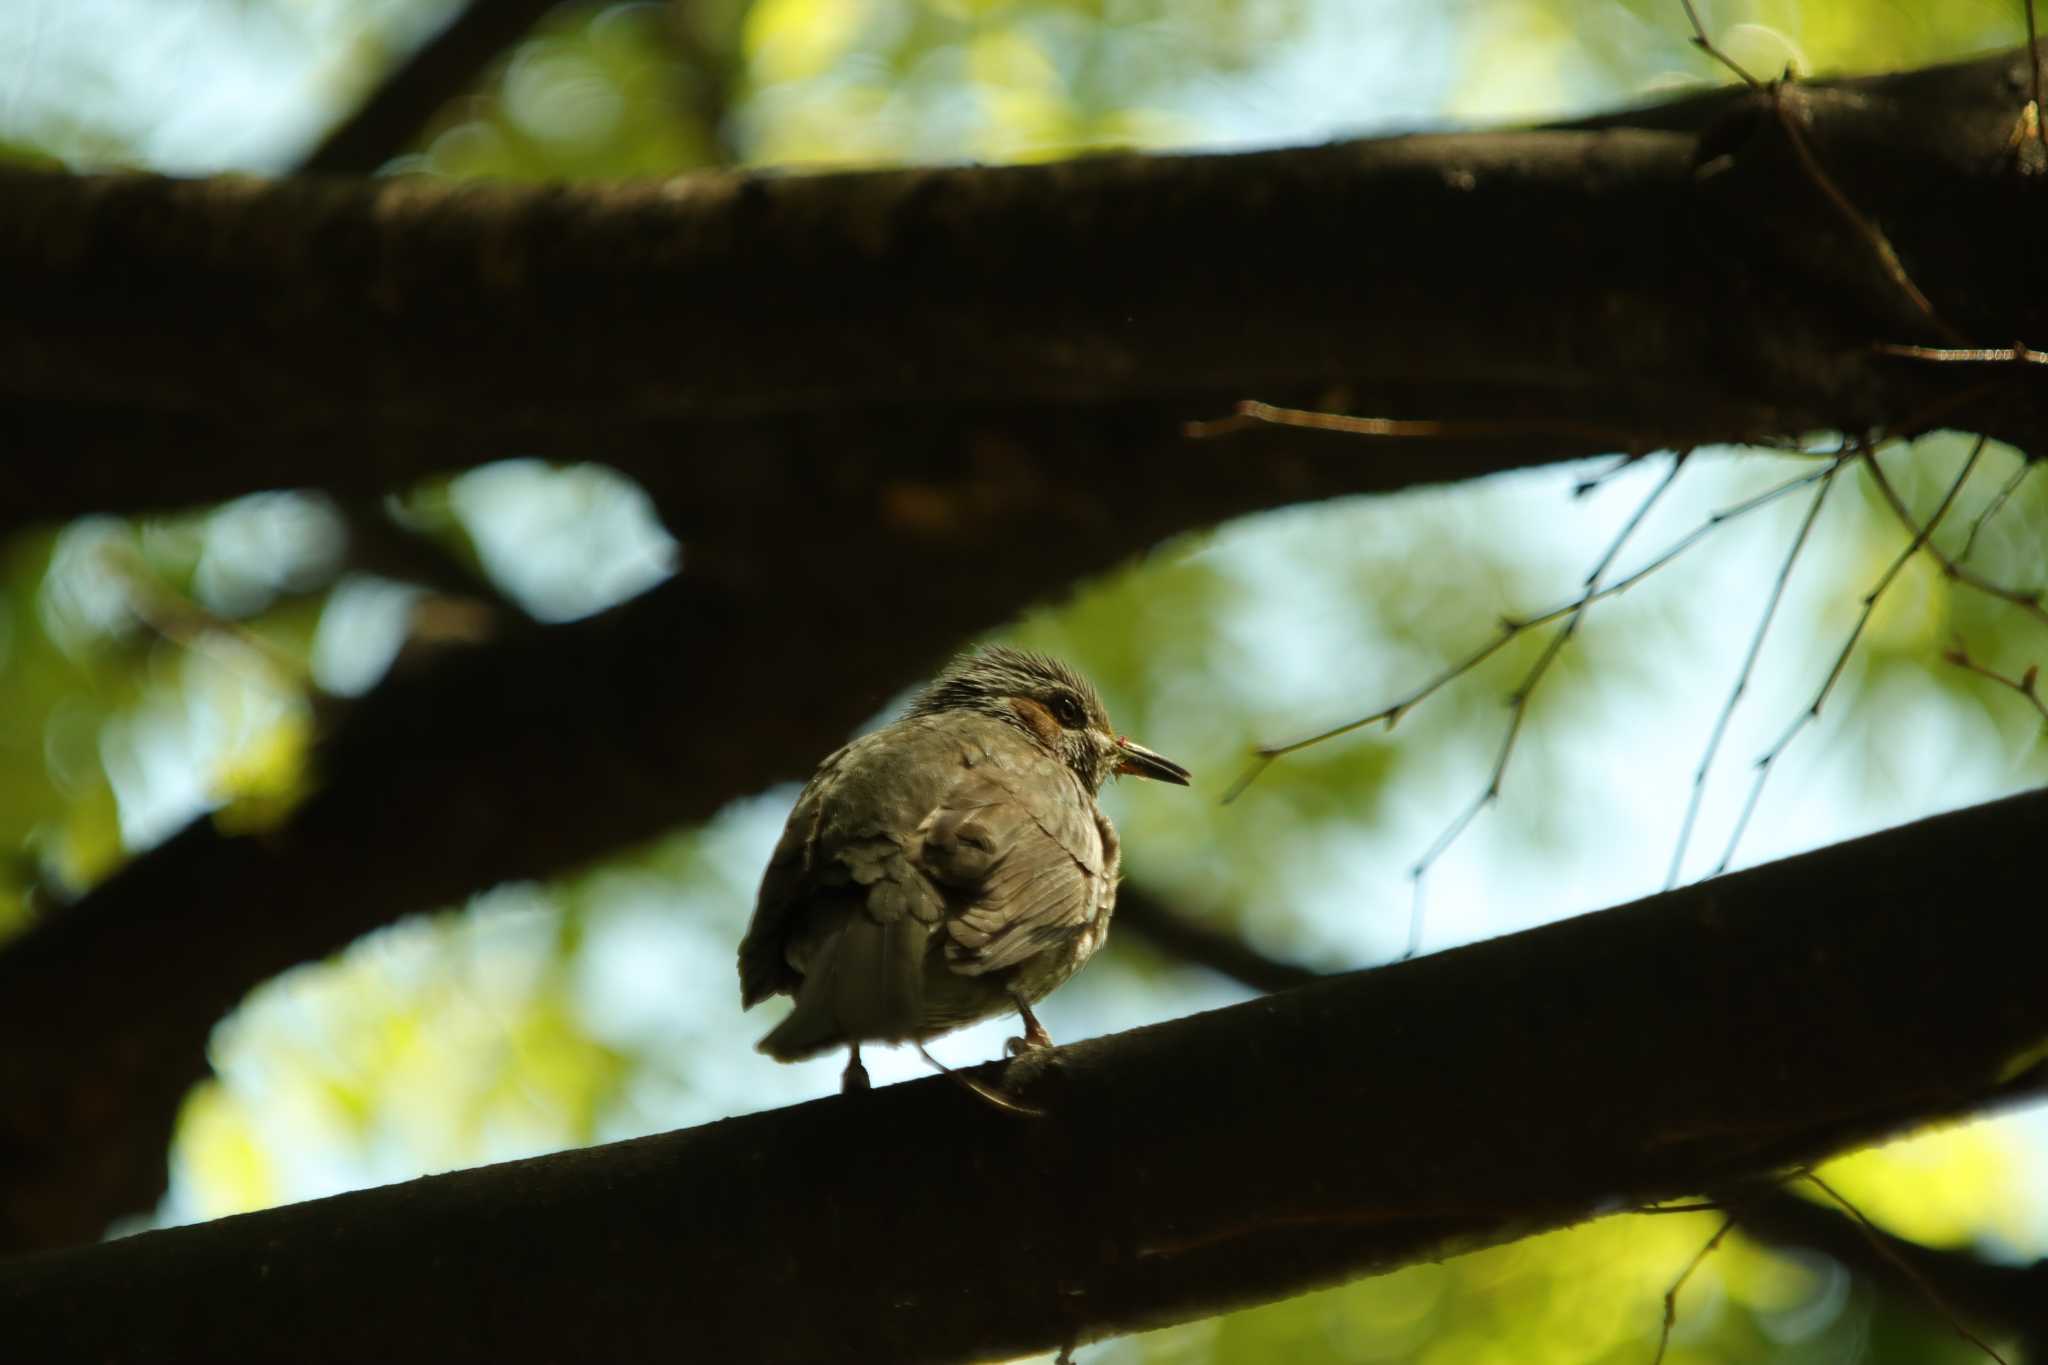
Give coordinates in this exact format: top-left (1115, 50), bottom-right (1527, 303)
top-left (1717, 438), bottom-right (1987, 873)
top-left (1404, 455), bottom-right (1687, 953)
top-left (1958, 458), bottom-right (2035, 566)
top-left (1677, 0), bottom-right (1760, 86)
top-left (1184, 399), bottom-right (1655, 451)
top-left (299, 0), bottom-right (563, 175)
top-left (1875, 343), bottom-right (2048, 366)
top-left (1803, 1171), bottom-right (2014, 1365)
top-left (1859, 442), bottom-right (2048, 630)
top-left (1668, 457), bottom-right (1842, 887)
top-left (1674, 0), bottom-right (1960, 339)
top-left (1651, 1214), bottom-right (1737, 1365)
top-left (1945, 642), bottom-right (2048, 727)
top-left (1728, 1184), bottom-right (2048, 1352)
top-left (1224, 457), bottom-right (1838, 804)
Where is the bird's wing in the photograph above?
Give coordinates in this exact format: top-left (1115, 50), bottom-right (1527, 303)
top-left (921, 761), bottom-right (1107, 978)
top-left (738, 721), bottom-right (960, 1009)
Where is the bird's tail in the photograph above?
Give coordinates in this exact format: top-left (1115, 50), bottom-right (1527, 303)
top-left (757, 916), bottom-right (930, 1061)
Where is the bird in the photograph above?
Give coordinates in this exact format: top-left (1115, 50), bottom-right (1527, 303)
top-left (737, 645), bottom-right (1191, 1093)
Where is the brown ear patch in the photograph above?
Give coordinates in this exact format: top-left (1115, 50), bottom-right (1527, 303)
top-left (1008, 697), bottom-right (1062, 745)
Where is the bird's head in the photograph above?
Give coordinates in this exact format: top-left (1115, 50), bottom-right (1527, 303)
top-left (909, 646), bottom-right (1191, 796)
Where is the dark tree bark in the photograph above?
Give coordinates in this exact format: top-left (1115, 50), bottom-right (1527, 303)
top-left (0, 439), bottom-right (1547, 1257)
top-left (2, 40), bottom-right (2043, 1268)
top-left (3, 786), bottom-right (2044, 1363)
top-left (3, 44), bottom-right (2045, 532)
top-left (1116, 878), bottom-right (2048, 1350)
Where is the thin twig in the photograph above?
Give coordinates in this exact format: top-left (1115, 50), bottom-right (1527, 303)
top-left (1874, 342), bottom-right (2047, 367)
top-left (1667, 457), bottom-right (1842, 888)
top-left (1860, 442), bottom-right (2048, 629)
top-left (1404, 457), bottom-right (1689, 953)
top-left (1717, 439), bottom-right (1987, 874)
top-left (1634, 1200), bottom-right (1728, 1215)
top-left (1774, 102), bottom-right (1960, 339)
top-left (1958, 458), bottom-right (2035, 566)
top-left (1677, 0), bottom-right (1759, 85)
top-left (100, 546), bottom-right (312, 692)
top-left (1945, 642), bottom-right (2048, 726)
top-left (1803, 1171), bottom-right (2013, 1365)
top-left (1673, 0), bottom-right (1958, 337)
top-left (1222, 459), bottom-right (1839, 804)
top-left (1182, 400), bottom-right (1655, 450)
top-left (1651, 1214), bottom-right (1737, 1365)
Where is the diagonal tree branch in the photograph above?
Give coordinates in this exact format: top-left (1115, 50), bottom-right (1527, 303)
top-left (3, 43), bottom-right (2046, 533)
top-left (3, 785), bottom-right (2045, 1362)
top-left (0, 437), bottom-right (1520, 1256)
top-left (1115, 889), bottom-right (2048, 1352)
top-left (299, 0), bottom-right (564, 176)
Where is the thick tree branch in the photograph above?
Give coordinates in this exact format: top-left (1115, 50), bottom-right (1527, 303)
top-left (3, 787), bottom-right (2045, 1362)
top-left (4, 44), bottom-right (2047, 531)
top-left (299, 0), bottom-right (563, 175)
top-left (0, 439), bottom-right (1506, 1256)
top-left (1115, 890), bottom-right (2048, 1347)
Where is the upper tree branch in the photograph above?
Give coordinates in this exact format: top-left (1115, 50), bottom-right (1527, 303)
top-left (4, 786), bottom-right (2045, 1362)
top-left (5, 43), bottom-right (2047, 532)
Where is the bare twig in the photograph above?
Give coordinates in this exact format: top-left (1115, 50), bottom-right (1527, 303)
top-left (1958, 458), bottom-right (2036, 566)
top-left (99, 546), bottom-right (312, 693)
top-left (1674, 1), bottom-right (1959, 337)
top-left (1874, 342), bottom-right (2048, 366)
top-left (1651, 1213), bottom-right (1737, 1364)
top-left (1717, 439), bottom-right (1987, 873)
top-left (1223, 459), bottom-right (1840, 804)
top-left (1402, 456), bottom-right (1689, 953)
top-left (1860, 444), bottom-right (2048, 629)
top-left (1182, 400), bottom-right (1656, 450)
top-left (1667, 457), bottom-right (1842, 888)
top-left (1803, 1171), bottom-right (2013, 1365)
top-left (1945, 642), bottom-right (2048, 726)
top-left (1677, 0), bottom-right (1759, 85)
top-left (1776, 108), bottom-right (1960, 339)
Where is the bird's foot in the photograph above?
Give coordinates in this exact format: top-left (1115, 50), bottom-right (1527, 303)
top-left (1001, 1042), bottom-right (1061, 1091)
top-left (841, 1047), bottom-right (871, 1094)
top-left (1008, 996), bottom-right (1056, 1054)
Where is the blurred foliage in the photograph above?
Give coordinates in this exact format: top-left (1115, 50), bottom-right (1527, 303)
top-left (3, 0), bottom-right (2047, 1362)
top-left (1110, 1121), bottom-right (2025, 1364)
top-left (407, 2), bottom-right (735, 179)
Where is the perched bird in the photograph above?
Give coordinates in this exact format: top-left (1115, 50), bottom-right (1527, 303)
top-left (738, 646), bottom-right (1190, 1092)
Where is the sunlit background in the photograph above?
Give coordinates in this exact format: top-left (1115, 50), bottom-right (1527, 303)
top-left (4, 0), bottom-right (2045, 1360)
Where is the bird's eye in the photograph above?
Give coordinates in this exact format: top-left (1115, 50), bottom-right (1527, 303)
top-left (1052, 693), bottom-right (1087, 728)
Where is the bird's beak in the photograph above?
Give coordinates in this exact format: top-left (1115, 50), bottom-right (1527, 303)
top-left (1114, 737), bottom-right (1191, 786)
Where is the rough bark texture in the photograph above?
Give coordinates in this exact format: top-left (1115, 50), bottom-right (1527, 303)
top-left (4, 45), bottom-right (2046, 531)
top-left (3, 786), bottom-right (2044, 1363)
